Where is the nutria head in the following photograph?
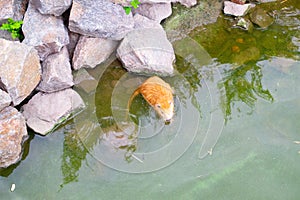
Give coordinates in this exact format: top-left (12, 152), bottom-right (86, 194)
top-left (139, 81), bottom-right (174, 124)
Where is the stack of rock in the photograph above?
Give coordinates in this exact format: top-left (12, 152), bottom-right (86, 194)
top-left (0, 0), bottom-right (196, 168)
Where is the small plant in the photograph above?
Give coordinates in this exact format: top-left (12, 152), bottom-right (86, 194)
top-left (123, 0), bottom-right (140, 15)
top-left (0, 18), bottom-right (24, 40)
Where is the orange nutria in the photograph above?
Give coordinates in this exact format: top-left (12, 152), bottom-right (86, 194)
top-left (127, 76), bottom-right (174, 124)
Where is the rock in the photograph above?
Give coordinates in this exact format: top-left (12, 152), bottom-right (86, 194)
top-left (117, 28), bottom-right (175, 76)
top-left (234, 17), bottom-right (254, 31)
top-left (172, 0), bottom-right (197, 8)
top-left (0, 90), bottom-right (11, 111)
top-left (133, 3), bottom-right (172, 23)
top-left (69, 0), bottom-right (134, 40)
top-left (37, 47), bottom-right (74, 93)
top-left (0, 0), bottom-right (28, 22)
top-left (224, 1), bottom-right (254, 17)
top-left (22, 89), bottom-right (85, 135)
top-left (72, 36), bottom-right (119, 70)
top-left (0, 106), bottom-right (28, 168)
top-left (133, 14), bottom-right (163, 29)
top-left (31, 0), bottom-right (72, 16)
top-left (249, 7), bottom-right (274, 29)
top-left (73, 68), bottom-right (98, 94)
top-left (0, 38), bottom-right (41, 106)
top-left (164, 0), bottom-right (223, 42)
top-left (22, 3), bottom-right (69, 61)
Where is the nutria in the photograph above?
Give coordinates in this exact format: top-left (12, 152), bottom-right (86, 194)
top-left (128, 76), bottom-right (174, 124)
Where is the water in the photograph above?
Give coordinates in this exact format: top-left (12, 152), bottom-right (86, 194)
top-left (1, 1), bottom-right (300, 199)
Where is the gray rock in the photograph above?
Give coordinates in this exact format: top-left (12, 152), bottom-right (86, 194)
top-left (0, 90), bottom-right (11, 111)
top-left (133, 14), bottom-right (163, 29)
top-left (249, 7), bottom-right (274, 29)
top-left (133, 3), bottom-right (172, 23)
top-left (224, 1), bottom-right (254, 17)
top-left (0, 0), bottom-right (28, 22)
top-left (0, 38), bottom-right (41, 106)
top-left (22, 89), bottom-right (85, 135)
top-left (234, 17), bottom-right (254, 31)
top-left (72, 36), bottom-right (119, 70)
top-left (117, 28), bottom-right (175, 76)
top-left (31, 0), bottom-right (72, 16)
top-left (69, 0), bottom-right (134, 40)
top-left (172, 0), bottom-right (197, 8)
top-left (0, 106), bottom-right (28, 168)
top-left (37, 47), bottom-right (74, 93)
top-left (22, 3), bottom-right (69, 60)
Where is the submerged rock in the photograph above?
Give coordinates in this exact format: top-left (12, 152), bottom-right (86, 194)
top-left (22, 3), bottom-right (69, 60)
top-left (224, 1), bottom-right (254, 17)
top-left (232, 46), bottom-right (260, 65)
top-left (117, 28), bottom-right (175, 76)
top-left (164, 0), bottom-right (223, 41)
top-left (249, 7), bottom-right (274, 29)
top-left (22, 89), bottom-right (85, 135)
top-left (0, 90), bottom-right (11, 111)
top-left (37, 47), bottom-right (74, 93)
top-left (31, 0), bottom-right (72, 16)
top-left (0, 106), bottom-right (28, 168)
top-left (0, 39), bottom-right (41, 106)
top-left (72, 36), bottom-right (119, 70)
top-left (69, 0), bottom-right (134, 40)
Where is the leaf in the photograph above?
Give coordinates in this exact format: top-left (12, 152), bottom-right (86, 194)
top-left (123, 6), bottom-right (131, 15)
top-left (131, 0), bottom-right (140, 9)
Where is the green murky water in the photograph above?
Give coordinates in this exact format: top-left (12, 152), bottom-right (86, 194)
top-left (1, 1), bottom-right (300, 199)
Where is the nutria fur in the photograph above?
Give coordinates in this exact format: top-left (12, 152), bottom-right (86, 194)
top-left (128, 76), bottom-right (174, 123)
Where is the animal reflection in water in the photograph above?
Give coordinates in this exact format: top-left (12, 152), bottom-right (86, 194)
top-left (102, 76), bottom-right (175, 161)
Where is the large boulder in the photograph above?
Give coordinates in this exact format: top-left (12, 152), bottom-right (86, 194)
top-left (37, 47), bottom-right (74, 93)
top-left (31, 0), bottom-right (72, 16)
top-left (0, 90), bottom-right (11, 111)
top-left (72, 36), bottom-right (119, 70)
top-left (117, 28), bottom-right (175, 76)
top-left (0, 39), bottom-right (41, 106)
top-left (22, 89), bottom-right (85, 135)
top-left (133, 14), bottom-right (163, 29)
top-left (133, 3), bottom-right (172, 23)
top-left (0, 106), bottom-right (28, 168)
top-left (22, 3), bottom-right (69, 60)
top-left (69, 0), bottom-right (134, 40)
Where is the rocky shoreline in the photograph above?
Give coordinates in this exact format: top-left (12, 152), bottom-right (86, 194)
top-left (0, 0), bottom-right (198, 168)
top-left (0, 0), bottom-right (276, 168)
